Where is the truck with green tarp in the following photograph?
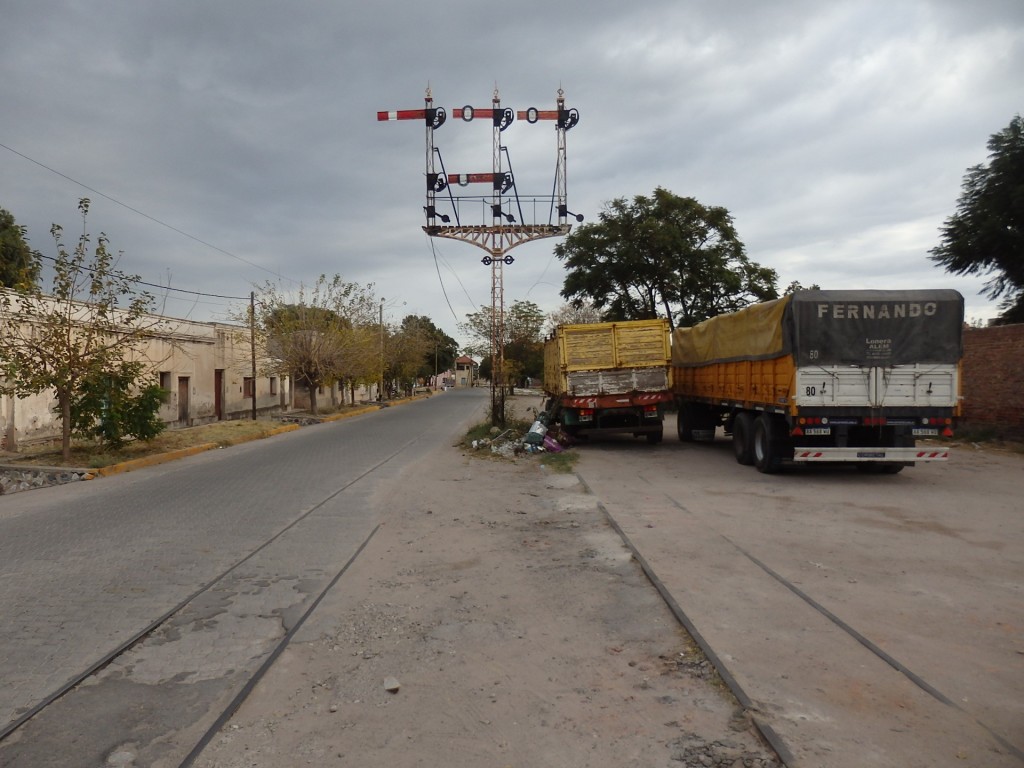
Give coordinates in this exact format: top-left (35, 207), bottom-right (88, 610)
top-left (671, 289), bottom-right (964, 473)
top-left (543, 318), bottom-right (673, 443)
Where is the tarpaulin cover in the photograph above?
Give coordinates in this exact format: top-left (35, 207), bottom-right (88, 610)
top-left (671, 296), bottom-right (791, 366)
top-left (789, 289), bottom-right (963, 365)
top-left (672, 290), bottom-right (964, 367)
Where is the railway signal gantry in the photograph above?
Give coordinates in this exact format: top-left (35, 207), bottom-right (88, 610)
top-left (378, 86), bottom-right (580, 424)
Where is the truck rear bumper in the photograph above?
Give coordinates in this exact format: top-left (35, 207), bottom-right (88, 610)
top-left (575, 423), bottom-right (664, 436)
top-left (559, 391), bottom-right (673, 409)
top-left (792, 446), bottom-right (950, 463)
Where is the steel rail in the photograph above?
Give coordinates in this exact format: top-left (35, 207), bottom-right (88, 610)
top-left (0, 434), bottom-right (421, 747)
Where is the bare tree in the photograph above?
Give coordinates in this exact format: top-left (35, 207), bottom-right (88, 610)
top-left (544, 301), bottom-right (603, 335)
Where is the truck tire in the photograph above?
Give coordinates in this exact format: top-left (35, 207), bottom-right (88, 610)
top-left (732, 412), bottom-right (755, 465)
top-left (676, 404), bottom-right (696, 442)
top-left (677, 403), bottom-right (716, 442)
top-left (753, 414), bottom-right (783, 474)
top-left (646, 426), bottom-right (664, 445)
top-left (675, 405), bottom-right (700, 442)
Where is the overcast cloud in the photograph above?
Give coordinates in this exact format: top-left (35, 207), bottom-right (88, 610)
top-left (2, 0), bottom-right (1022, 342)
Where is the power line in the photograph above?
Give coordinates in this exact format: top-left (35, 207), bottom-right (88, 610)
top-left (428, 234), bottom-right (477, 319)
top-left (0, 139), bottom-right (296, 283)
top-left (31, 252), bottom-right (250, 301)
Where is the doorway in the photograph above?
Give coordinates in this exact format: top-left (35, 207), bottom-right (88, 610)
top-left (178, 377), bottom-right (190, 426)
top-left (214, 370), bottom-right (224, 420)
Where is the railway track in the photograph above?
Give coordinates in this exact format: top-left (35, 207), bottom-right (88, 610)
top-left (593, 479), bottom-right (1024, 766)
top-left (0, 439), bottom-right (415, 767)
top-left (0, 428), bottom-right (796, 768)
top-left (573, 437), bottom-right (1024, 768)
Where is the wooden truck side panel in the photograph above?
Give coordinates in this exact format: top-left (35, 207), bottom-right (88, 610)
top-left (544, 319), bottom-right (670, 398)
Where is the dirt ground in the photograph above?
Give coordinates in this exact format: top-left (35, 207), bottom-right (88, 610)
top-left (194, 400), bottom-right (781, 768)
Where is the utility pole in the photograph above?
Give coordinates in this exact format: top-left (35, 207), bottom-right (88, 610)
top-left (379, 297), bottom-right (385, 401)
top-left (378, 86), bottom-right (580, 425)
top-left (250, 291), bottom-right (257, 421)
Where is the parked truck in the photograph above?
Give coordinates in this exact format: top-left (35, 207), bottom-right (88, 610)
top-left (671, 289), bottom-right (964, 473)
top-left (543, 318), bottom-right (673, 444)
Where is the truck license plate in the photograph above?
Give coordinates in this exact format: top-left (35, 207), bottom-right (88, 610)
top-left (912, 428), bottom-right (939, 436)
top-left (804, 427), bottom-right (831, 435)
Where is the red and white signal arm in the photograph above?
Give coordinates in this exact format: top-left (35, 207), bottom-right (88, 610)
top-left (376, 108), bottom-right (446, 127)
top-left (518, 108), bottom-right (559, 123)
top-left (517, 107), bottom-right (579, 129)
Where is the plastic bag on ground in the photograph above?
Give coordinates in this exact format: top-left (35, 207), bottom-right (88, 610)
top-left (542, 434), bottom-right (564, 452)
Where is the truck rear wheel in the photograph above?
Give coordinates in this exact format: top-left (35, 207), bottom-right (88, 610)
top-left (677, 403), bottom-right (716, 442)
top-left (732, 412), bottom-right (755, 465)
top-left (646, 426), bottom-right (663, 445)
top-left (753, 414), bottom-right (783, 474)
top-left (676, 404), bottom-right (696, 442)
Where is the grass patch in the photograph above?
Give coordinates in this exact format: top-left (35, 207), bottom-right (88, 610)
top-left (537, 449), bottom-right (579, 473)
top-left (5, 418), bottom-right (286, 468)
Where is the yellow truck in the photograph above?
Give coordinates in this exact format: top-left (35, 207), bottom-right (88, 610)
top-left (671, 289), bottom-right (964, 473)
top-left (543, 319), bottom-right (672, 443)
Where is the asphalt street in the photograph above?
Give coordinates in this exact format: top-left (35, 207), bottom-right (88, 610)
top-left (0, 388), bottom-right (490, 767)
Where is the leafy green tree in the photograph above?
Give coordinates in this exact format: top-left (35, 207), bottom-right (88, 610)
top-left (0, 199), bottom-right (163, 461)
top-left (930, 114), bottom-right (1024, 324)
top-left (68, 361), bottom-right (165, 448)
top-left (460, 299), bottom-right (545, 385)
top-left (247, 275), bottom-right (377, 414)
top-left (0, 208), bottom-right (40, 288)
top-left (555, 188), bottom-right (778, 328)
top-left (397, 314), bottom-right (458, 386)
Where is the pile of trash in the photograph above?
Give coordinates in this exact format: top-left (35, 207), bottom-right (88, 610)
top-left (470, 414), bottom-right (571, 458)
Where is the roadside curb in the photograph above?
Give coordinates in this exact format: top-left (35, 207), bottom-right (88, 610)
top-left (0, 394), bottom-right (438, 492)
top-left (96, 423), bottom-right (303, 476)
top-left (318, 405), bottom-right (383, 422)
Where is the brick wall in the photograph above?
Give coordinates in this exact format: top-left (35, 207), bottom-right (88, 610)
top-left (961, 323), bottom-right (1024, 439)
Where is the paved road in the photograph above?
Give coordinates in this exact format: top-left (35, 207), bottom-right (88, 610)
top-left (2, 394), bottom-right (1021, 768)
top-left (574, 419), bottom-right (1024, 767)
top-left (0, 389), bottom-right (489, 767)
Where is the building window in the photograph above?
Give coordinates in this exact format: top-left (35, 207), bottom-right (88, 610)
top-left (159, 371), bottom-right (171, 390)
top-left (269, 377), bottom-right (278, 396)
top-left (244, 377), bottom-right (255, 398)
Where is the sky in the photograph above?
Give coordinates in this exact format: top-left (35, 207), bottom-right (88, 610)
top-left (2, 0), bottom-right (1022, 347)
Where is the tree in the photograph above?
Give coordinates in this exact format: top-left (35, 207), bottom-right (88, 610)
top-left (555, 188), bottom-right (778, 329)
top-left (930, 115), bottom-right (1024, 324)
top-left (247, 275), bottom-right (377, 414)
top-left (67, 361), bottom-right (165, 449)
top-left (783, 280), bottom-right (820, 295)
top-left (0, 199), bottom-right (164, 461)
top-left (460, 300), bottom-right (545, 386)
top-left (544, 301), bottom-right (604, 335)
top-left (397, 314), bottom-right (458, 387)
top-left (0, 208), bottom-right (40, 288)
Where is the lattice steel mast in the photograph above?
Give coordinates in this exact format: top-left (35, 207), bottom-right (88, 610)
top-left (379, 86), bottom-right (579, 425)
